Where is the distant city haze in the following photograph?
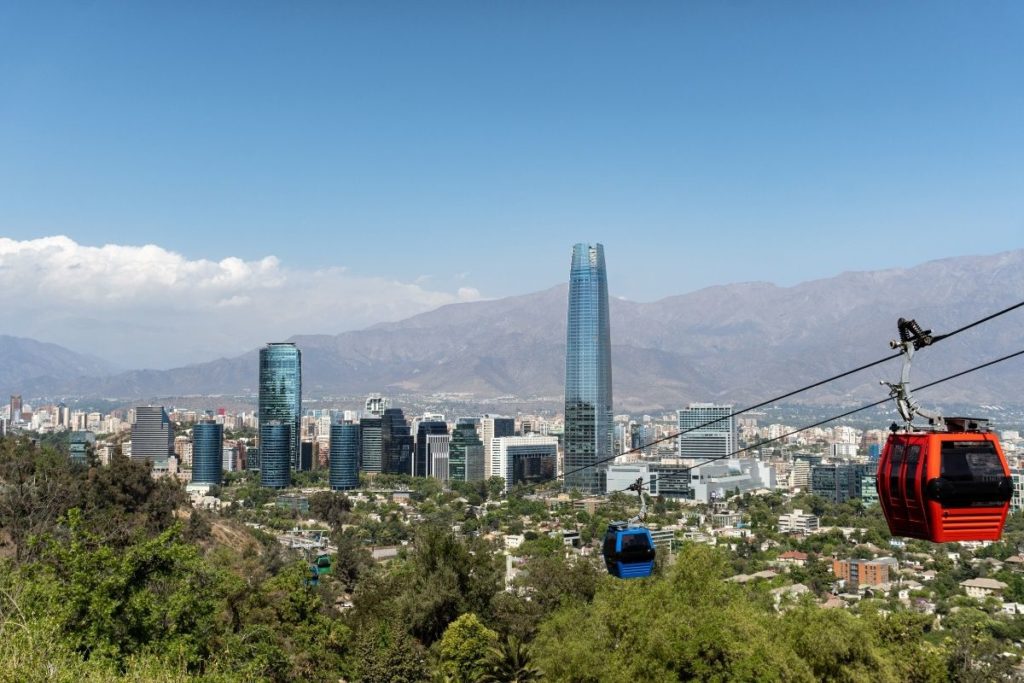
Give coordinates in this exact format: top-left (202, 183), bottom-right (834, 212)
top-left (2, 248), bottom-right (1022, 410)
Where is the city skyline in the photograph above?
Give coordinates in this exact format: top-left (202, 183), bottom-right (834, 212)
top-left (2, 3), bottom-right (1022, 368)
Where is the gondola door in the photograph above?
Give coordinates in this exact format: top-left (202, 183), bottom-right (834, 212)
top-left (879, 435), bottom-right (931, 540)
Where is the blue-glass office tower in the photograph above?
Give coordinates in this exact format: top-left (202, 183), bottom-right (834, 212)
top-left (415, 420), bottom-right (449, 477)
top-left (449, 418), bottom-right (484, 482)
top-left (564, 243), bottom-right (613, 494)
top-left (192, 421), bottom-right (224, 486)
top-left (260, 421), bottom-right (292, 488)
top-left (381, 408), bottom-right (414, 475)
top-left (360, 417), bottom-right (383, 473)
top-left (131, 406), bottom-right (174, 465)
top-left (329, 423), bottom-right (360, 491)
top-left (259, 343), bottom-right (301, 470)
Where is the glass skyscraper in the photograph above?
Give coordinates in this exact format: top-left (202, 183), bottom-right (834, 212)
top-left (381, 408), bottom-right (414, 475)
top-left (449, 419), bottom-right (484, 482)
top-left (563, 242), bottom-right (613, 494)
top-left (131, 405), bottom-right (174, 465)
top-left (359, 417), bottom-right (383, 473)
top-left (192, 421), bottom-right (224, 486)
top-left (260, 421), bottom-right (292, 488)
top-left (329, 423), bottom-right (360, 491)
top-left (415, 420), bottom-right (449, 477)
top-left (258, 342), bottom-right (301, 472)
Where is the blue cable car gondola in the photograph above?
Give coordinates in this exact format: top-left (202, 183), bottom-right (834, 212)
top-left (602, 478), bottom-right (656, 579)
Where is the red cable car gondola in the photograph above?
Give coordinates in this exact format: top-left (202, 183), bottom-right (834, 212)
top-left (876, 319), bottom-right (1013, 543)
top-left (877, 419), bottom-right (1012, 543)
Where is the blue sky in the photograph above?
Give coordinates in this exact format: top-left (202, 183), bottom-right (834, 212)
top-left (0, 3), bottom-right (1022, 366)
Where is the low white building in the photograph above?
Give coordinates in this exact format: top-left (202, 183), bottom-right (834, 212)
top-left (961, 578), bottom-right (1008, 599)
top-left (778, 509), bottom-right (820, 534)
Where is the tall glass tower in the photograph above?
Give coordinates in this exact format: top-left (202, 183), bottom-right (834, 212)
top-left (564, 243), bottom-right (613, 494)
top-left (192, 421), bottom-right (224, 486)
top-left (260, 421), bottom-right (292, 488)
top-left (329, 423), bottom-right (360, 491)
top-left (259, 343), bottom-right (301, 471)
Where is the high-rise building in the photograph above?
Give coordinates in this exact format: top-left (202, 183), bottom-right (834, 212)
top-left (360, 417), bottom-right (384, 473)
top-left (329, 423), bottom-right (360, 491)
top-left (810, 463), bottom-right (867, 503)
top-left (130, 406), bottom-right (174, 464)
top-left (427, 433), bottom-right (451, 482)
top-left (365, 395), bottom-right (388, 417)
top-left (192, 421), bottom-right (223, 486)
top-left (258, 343), bottom-right (301, 469)
top-left (677, 404), bottom-right (737, 462)
top-left (415, 420), bottom-right (449, 477)
top-left (9, 395), bottom-right (22, 423)
top-left (69, 430), bottom-right (95, 464)
top-left (563, 242), bottom-right (613, 494)
top-left (260, 421), bottom-right (292, 488)
top-left (491, 435), bottom-right (558, 492)
top-left (381, 408), bottom-right (414, 475)
top-left (449, 419), bottom-right (484, 482)
top-left (480, 415), bottom-right (515, 481)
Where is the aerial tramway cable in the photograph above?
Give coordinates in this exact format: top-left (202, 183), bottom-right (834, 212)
top-left (550, 298), bottom-right (1024, 488)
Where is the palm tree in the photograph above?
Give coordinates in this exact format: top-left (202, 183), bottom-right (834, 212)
top-left (478, 635), bottom-right (541, 682)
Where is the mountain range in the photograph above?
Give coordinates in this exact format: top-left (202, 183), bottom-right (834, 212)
top-left (4, 250), bottom-right (1024, 411)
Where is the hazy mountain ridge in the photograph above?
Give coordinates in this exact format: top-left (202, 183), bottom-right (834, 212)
top-left (4, 250), bottom-right (1024, 410)
top-left (0, 336), bottom-right (117, 394)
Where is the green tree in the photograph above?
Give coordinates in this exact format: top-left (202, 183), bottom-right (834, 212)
top-left (435, 613), bottom-right (499, 683)
top-left (0, 437), bottom-right (79, 561)
top-left (480, 635), bottom-right (541, 683)
top-left (351, 620), bottom-right (427, 683)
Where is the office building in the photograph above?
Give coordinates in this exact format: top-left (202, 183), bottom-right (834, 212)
top-left (130, 406), bottom-right (174, 464)
top-left (563, 242), bottom-right (613, 494)
top-left (191, 421), bottom-right (223, 486)
top-left (258, 342), bottom-right (301, 469)
top-left (223, 445), bottom-right (238, 473)
top-left (480, 415), bottom-right (515, 481)
top-left (428, 433), bottom-right (451, 482)
top-left (381, 408), bottom-right (414, 475)
top-left (810, 463), bottom-right (867, 503)
top-left (449, 418), bottom-right (484, 482)
top-left (9, 395), bottom-right (22, 424)
top-left (69, 431), bottom-right (95, 464)
top-left (329, 423), bottom-right (360, 491)
top-left (789, 454), bottom-right (823, 490)
top-left (260, 421), bottom-right (292, 489)
top-left (492, 435), bottom-right (558, 492)
top-left (677, 403), bottom-right (737, 461)
top-left (415, 420), bottom-right (449, 477)
top-left (360, 417), bottom-right (383, 473)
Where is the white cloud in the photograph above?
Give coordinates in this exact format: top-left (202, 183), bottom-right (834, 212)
top-left (0, 236), bottom-right (479, 369)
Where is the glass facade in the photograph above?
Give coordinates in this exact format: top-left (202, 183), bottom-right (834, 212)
top-left (360, 417), bottom-right (383, 473)
top-left (381, 408), bottom-right (414, 475)
top-left (449, 419), bottom-right (483, 482)
top-left (131, 405), bottom-right (174, 464)
top-left (329, 423), bottom-right (360, 491)
top-left (260, 421), bottom-right (292, 489)
top-left (69, 430), bottom-right (95, 464)
top-left (258, 343), bottom-right (301, 470)
top-left (192, 421), bottom-right (223, 485)
top-left (564, 243), bottom-right (613, 494)
top-left (415, 420), bottom-right (449, 477)
top-left (677, 404), bottom-right (737, 461)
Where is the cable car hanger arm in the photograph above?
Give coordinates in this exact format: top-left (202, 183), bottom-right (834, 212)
top-left (881, 318), bottom-right (945, 429)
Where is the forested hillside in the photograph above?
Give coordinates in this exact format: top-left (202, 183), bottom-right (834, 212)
top-left (1, 436), bottom-right (1021, 681)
